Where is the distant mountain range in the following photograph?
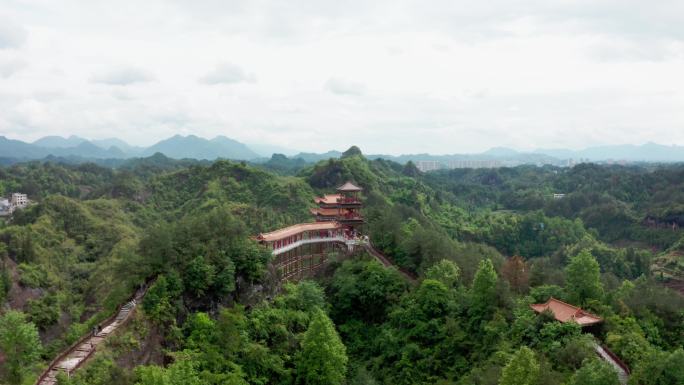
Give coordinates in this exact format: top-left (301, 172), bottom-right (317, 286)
top-left (291, 143), bottom-right (684, 165)
top-left (1, 134), bottom-right (683, 165)
top-left (0, 134), bottom-right (259, 161)
top-left (532, 142), bottom-right (684, 162)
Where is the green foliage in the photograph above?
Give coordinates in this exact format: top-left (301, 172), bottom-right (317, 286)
top-left (565, 250), bottom-right (604, 305)
top-left (329, 259), bottom-right (407, 325)
top-left (0, 310), bottom-right (42, 385)
top-left (529, 285), bottom-right (566, 303)
top-left (2, 154), bottom-right (684, 385)
top-left (630, 348), bottom-right (684, 385)
top-left (57, 355), bottom-right (132, 385)
top-left (26, 294), bottom-right (61, 330)
top-left (568, 359), bottom-right (620, 385)
top-left (135, 357), bottom-right (204, 385)
top-left (425, 259), bottom-right (461, 288)
top-left (184, 256), bottom-right (216, 298)
top-left (296, 308), bottom-right (348, 385)
top-left (17, 262), bottom-right (50, 288)
top-left (469, 259), bottom-right (499, 328)
top-left (142, 274), bottom-right (183, 326)
top-left (605, 316), bottom-right (654, 366)
top-left (498, 346), bottom-right (539, 385)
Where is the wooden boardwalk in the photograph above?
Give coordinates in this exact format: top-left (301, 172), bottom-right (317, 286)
top-left (35, 288), bottom-right (146, 385)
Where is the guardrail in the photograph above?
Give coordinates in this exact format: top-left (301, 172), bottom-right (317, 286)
top-left (35, 278), bottom-right (154, 384)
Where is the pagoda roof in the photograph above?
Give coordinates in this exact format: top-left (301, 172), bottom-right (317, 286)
top-left (530, 297), bottom-right (602, 326)
top-left (310, 207), bottom-right (350, 216)
top-left (314, 194), bottom-right (341, 204)
top-left (337, 181), bottom-right (363, 192)
top-left (257, 222), bottom-right (341, 242)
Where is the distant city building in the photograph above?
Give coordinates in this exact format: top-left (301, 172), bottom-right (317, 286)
top-left (415, 160), bottom-right (441, 172)
top-left (415, 159), bottom-right (506, 171)
top-left (446, 159), bottom-right (502, 169)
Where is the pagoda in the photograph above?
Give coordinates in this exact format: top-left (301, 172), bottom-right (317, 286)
top-left (311, 181), bottom-right (364, 231)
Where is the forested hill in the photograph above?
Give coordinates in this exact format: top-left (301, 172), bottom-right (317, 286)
top-left (0, 149), bottom-right (683, 385)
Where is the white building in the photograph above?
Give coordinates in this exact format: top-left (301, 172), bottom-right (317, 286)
top-left (11, 193), bottom-right (28, 208)
top-left (446, 160), bottom-right (502, 169)
top-left (415, 160), bottom-right (442, 172)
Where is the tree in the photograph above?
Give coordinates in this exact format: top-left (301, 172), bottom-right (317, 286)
top-left (501, 255), bottom-right (529, 293)
top-left (296, 308), bottom-right (348, 385)
top-left (568, 359), bottom-right (619, 385)
top-left (565, 250), bottom-right (603, 305)
top-left (135, 357), bottom-right (204, 385)
top-left (469, 259), bottom-right (499, 327)
top-left (0, 311), bottom-right (42, 385)
top-left (499, 346), bottom-right (539, 385)
top-left (184, 255), bottom-right (215, 298)
top-left (629, 348), bottom-right (684, 385)
top-left (425, 259), bottom-right (461, 288)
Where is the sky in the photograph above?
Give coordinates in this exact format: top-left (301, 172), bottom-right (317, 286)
top-left (1, 0), bottom-right (684, 155)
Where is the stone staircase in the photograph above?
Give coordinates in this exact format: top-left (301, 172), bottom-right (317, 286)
top-left (36, 299), bottom-right (138, 385)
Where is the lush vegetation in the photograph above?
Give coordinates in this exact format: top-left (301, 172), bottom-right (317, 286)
top-left (0, 149), bottom-right (682, 385)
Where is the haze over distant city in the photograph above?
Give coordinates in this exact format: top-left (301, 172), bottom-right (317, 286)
top-left (1, 0), bottom-right (684, 154)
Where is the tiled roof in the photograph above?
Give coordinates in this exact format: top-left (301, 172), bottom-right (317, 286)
top-left (257, 222), bottom-right (341, 242)
top-left (310, 207), bottom-right (346, 216)
top-left (314, 194), bottom-right (341, 204)
top-left (530, 297), bottom-right (602, 326)
top-left (337, 181), bottom-right (362, 192)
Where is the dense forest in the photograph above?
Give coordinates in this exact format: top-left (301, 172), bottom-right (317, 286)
top-left (0, 149), bottom-right (682, 385)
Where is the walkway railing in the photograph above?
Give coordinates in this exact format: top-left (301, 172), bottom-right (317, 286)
top-left (272, 236), bottom-right (347, 255)
top-left (593, 340), bottom-right (630, 385)
top-left (35, 282), bottom-right (152, 385)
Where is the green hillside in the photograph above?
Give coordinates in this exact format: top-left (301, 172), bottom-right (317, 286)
top-left (0, 149), bottom-right (682, 385)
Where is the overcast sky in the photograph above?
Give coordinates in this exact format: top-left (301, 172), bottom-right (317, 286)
top-left (1, 0), bottom-right (683, 154)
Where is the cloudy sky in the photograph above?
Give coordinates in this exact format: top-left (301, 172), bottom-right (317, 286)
top-left (1, 0), bottom-right (683, 154)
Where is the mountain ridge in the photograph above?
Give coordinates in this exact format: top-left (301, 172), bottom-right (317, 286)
top-left (5, 135), bottom-right (684, 164)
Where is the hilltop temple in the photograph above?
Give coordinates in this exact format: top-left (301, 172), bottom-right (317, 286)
top-left (256, 181), bottom-right (365, 281)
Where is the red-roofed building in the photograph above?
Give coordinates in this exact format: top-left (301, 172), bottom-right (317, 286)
top-left (312, 181), bottom-right (364, 227)
top-left (530, 297), bottom-right (603, 326)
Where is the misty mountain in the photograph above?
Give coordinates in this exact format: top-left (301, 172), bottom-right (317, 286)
top-left (1, 136), bottom-right (127, 160)
top-left (142, 135), bottom-right (259, 160)
top-left (247, 143), bottom-right (300, 157)
top-left (535, 142), bottom-right (684, 162)
top-left (91, 138), bottom-right (144, 155)
top-left (0, 136), bottom-right (49, 159)
top-left (32, 135), bottom-right (88, 148)
top-left (293, 150), bottom-right (344, 163)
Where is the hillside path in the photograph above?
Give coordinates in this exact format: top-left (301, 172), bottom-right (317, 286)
top-left (365, 241), bottom-right (417, 281)
top-left (593, 341), bottom-right (629, 385)
top-left (36, 286), bottom-right (147, 385)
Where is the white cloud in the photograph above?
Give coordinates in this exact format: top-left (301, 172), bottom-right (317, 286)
top-left (0, 57), bottom-right (26, 77)
top-left (0, 0), bottom-right (683, 153)
top-left (0, 18), bottom-right (27, 49)
top-left (200, 63), bottom-right (256, 85)
top-left (325, 77), bottom-right (366, 96)
top-left (91, 67), bottom-right (155, 85)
